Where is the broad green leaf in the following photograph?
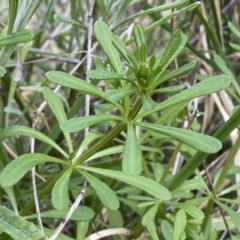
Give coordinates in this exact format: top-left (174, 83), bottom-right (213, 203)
top-left (215, 200), bottom-right (240, 232)
top-left (46, 71), bottom-right (104, 97)
top-left (43, 87), bottom-right (73, 153)
top-left (54, 14), bottom-right (87, 29)
top-left (108, 210), bottom-right (124, 228)
top-left (87, 70), bottom-right (125, 80)
top-left (0, 125), bottom-right (68, 158)
top-left (79, 170), bottom-right (120, 210)
top-left (136, 122), bottom-right (222, 153)
top-left (122, 124), bottom-right (142, 175)
top-left (52, 167), bottom-right (73, 210)
top-left (167, 201), bottom-right (204, 219)
top-left (60, 115), bottom-right (122, 133)
top-left (0, 65), bottom-right (6, 77)
top-left (138, 75), bottom-right (231, 118)
top-left (0, 29), bottom-right (34, 46)
top-left (94, 20), bottom-right (123, 73)
top-left (25, 206), bottom-right (94, 221)
top-left (142, 203), bottom-right (159, 226)
top-left (173, 209), bottom-right (186, 240)
top-left (0, 206), bottom-right (47, 240)
top-left (0, 153), bottom-right (67, 187)
top-left (153, 61), bottom-right (197, 87)
top-left (161, 220), bottom-right (174, 240)
top-left (79, 166), bottom-right (172, 200)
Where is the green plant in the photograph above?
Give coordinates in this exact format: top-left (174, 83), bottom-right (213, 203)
top-left (1, 1), bottom-right (240, 240)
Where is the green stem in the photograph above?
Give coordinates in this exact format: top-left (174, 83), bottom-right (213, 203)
top-left (73, 99), bottom-right (142, 166)
top-left (201, 197), bottom-right (214, 232)
top-left (215, 134), bottom-right (240, 193)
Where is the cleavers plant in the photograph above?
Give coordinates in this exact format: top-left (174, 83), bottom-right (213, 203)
top-left (0, 0), bottom-right (239, 240)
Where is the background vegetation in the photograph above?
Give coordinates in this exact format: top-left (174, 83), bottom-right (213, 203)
top-left (0, 0), bottom-right (240, 239)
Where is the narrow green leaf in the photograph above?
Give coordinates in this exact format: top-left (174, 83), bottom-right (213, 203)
top-left (0, 125), bottom-right (68, 158)
top-left (52, 167), bottom-right (73, 210)
top-left (0, 153), bottom-right (67, 187)
top-left (228, 22), bottom-right (240, 39)
top-left (138, 75), bottom-right (231, 118)
top-left (146, 219), bottom-right (159, 240)
top-left (167, 201), bottom-right (204, 219)
top-left (133, 24), bottom-right (145, 53)
top-left (122, 124), bottom-right (142, 175)
top-left (0, 65), bottom-right (6, 77)
top-left (229, 43), bottom-right (240, 51)
top-left (161, 220), bottom-right (174, 240)
top-left (214, 54), bottom-right (240, 96)
top-left (168, 106), bottom-right (240, 191)
top-left (0, 29), bottom-right (34, 46)
top-left (114, 0), bottom-right (188, 30)
top-left (25, 206), bottom-right (94, 221)
top-left (142, 203), bottom-right (159, 226)
top-left (208, 229), bottom-right (217, 240)
top-left (46, 71), bottom-right (104, 97)
top-left (94, 20), bottom-right (123, 73)
top-left (112, 35), bottom-right (137, 69)
top-left (43, 87), bottom-right (73, 153)
top-left (153, 61), bottom-right (197, 87)
top-left (54, 14), bottom-right (87, 29)
top-left (79, 170), bottom-right (120, 210)
top-left (173, 209), bottom-right (186, 240)
top-left (215, 200), bottom-right (240, 232)
top-left (103, 88), bottom-right (135, 102)
top-left (0, 206), bottom-right (47, 240)
top-left (156, 30), bottom-right (186, 74)
top-left (136, 122), bottom-right (222, 153)
top-left (87, 70), bottom-right (125, 80)
top-left (60, 115), bottom-right (122, 133)
top-left (79, 166), bottom-right (172, 200)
